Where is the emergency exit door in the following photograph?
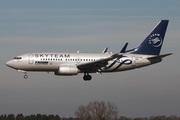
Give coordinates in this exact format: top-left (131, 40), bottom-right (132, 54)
top-left (28, 54), bottom-right (34, 64)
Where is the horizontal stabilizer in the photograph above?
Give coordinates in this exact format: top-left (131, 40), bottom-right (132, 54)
top-left (148, 53), bottom-right (173, 60)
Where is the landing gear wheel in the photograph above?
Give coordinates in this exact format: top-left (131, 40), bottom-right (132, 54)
top-left (24, 75), bottom-right (28, 79)
top-left (87, 75), bottom-right (92, 80)
top-left (83, 73), bottom-right (92, 81)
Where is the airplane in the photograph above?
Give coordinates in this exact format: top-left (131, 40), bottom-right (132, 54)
top-left (6, 20), bottom-right (172, 81)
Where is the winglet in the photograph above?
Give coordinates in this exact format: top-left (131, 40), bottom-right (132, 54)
top-left (120, 42), bottom-right (128, 53)
top-left (102, 47), bottom-right (108, 53)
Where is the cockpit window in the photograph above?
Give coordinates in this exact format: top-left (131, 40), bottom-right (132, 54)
top-left (13, 57), bottom-right (22, 60)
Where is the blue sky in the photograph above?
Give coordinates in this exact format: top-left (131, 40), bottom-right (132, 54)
top-left (0, 0), bottom-right (180, 118)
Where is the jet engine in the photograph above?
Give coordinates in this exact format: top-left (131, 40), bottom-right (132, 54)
top-left (54, 64), bottom-right (79, 75)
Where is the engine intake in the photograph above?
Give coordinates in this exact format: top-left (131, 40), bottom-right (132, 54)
top-left (54, 64), bottom-right (79, 76)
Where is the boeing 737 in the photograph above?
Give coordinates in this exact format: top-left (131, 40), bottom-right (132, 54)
top-left (6, 20), bottom-right (172, 81)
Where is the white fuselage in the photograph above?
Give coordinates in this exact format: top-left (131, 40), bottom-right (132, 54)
top-left (6, 52), bottom-right (153, 73)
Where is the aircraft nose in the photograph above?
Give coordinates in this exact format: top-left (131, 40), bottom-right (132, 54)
top-left (6, 60), bottom-right (14, 67)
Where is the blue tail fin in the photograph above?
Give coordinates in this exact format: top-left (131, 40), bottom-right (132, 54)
top-left (126, 20), bottom-right (169, 55)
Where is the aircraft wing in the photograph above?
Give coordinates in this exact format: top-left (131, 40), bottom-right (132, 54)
top-left (77, 53), bottom-right (123, 72)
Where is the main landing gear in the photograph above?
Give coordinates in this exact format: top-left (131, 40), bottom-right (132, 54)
top-left (83, 73), bottom-right (92, 81)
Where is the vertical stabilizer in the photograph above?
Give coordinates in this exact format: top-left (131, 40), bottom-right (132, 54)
top-left (126, 20), bottom-right (169, 55)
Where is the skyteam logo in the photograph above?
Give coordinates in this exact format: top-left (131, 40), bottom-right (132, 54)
top-left (149, 33), bottom-right (162, 47)
top-left (106, 56), bottom-right (132, 71)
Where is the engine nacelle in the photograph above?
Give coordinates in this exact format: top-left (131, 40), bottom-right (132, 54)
top-left (54, 64), bottom-right (79, 76)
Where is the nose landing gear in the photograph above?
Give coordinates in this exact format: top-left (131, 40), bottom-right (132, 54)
top-left (24, 74), bottom-right (28, 79)
top-left (17, 70), bottom-right (28, 79)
